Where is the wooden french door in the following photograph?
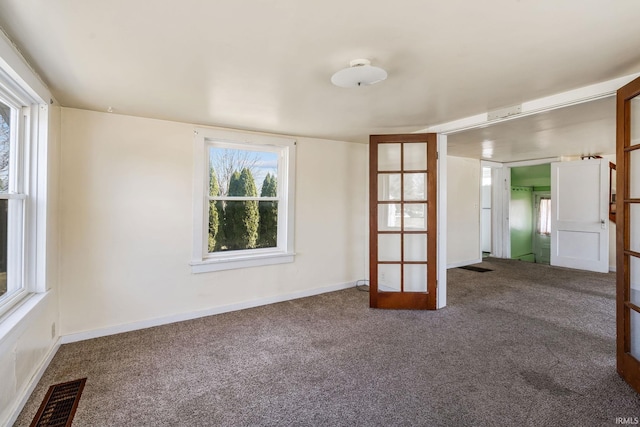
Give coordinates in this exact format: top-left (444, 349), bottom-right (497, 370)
top-left (369, 134), bottom-right (437, 309)
top-left (617, 76), bottom-right (640, 393)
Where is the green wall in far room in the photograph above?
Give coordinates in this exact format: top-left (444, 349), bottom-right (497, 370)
top-left (510, 186), bottom-right (533, 260)
top-left (510, 164), bottom-right (551, 262)
top-left (511, 164), bottom-right (551, 187)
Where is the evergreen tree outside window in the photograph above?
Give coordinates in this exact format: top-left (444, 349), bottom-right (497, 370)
top-left (258, 173), bottom-right (278, 248)
top-left (191, 129), bottom-right (295, 272)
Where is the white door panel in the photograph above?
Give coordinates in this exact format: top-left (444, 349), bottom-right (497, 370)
top-left (551, 159), bottom-right (609, 273)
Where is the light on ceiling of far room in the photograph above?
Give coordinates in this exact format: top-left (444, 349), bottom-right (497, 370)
top-left (482, 140), bottom-right (494, 159)
top-left (331, 59), bottom-right (387, 88)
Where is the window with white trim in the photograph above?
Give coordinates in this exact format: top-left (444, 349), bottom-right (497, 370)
top-left (191, 128), bottom-right (296, 273)
top-left (0, 92), bottom-right (30, 315)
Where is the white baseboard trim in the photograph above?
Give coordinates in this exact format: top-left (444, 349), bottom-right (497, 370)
top-left (447, 258), bottom-right (483, 269)
top-left (609, 265), bottom-right (617, 273)
top-left (7, 338), bottom-right (61, 427)
top-left (61, 281), bottom-right (356, 344)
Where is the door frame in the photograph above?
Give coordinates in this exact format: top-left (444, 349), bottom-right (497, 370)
top-left (480, 160), bottom-right (503, 258)
top-left (500, 158), bottom-right (558, 259)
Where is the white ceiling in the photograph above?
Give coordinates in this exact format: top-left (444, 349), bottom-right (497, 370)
top-left (0, 1), bottom-right (639, 159)
top-left (447, 96), bottom-right (616, 162)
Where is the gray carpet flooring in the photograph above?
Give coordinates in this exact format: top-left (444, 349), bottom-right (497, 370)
top-left (14, 258), bottom-right (640, 426)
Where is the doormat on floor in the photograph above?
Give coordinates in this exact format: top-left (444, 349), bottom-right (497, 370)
top-left (458, 265), bottom-right (493, 273)
top-left (30, 378), bottom-right (86, 427)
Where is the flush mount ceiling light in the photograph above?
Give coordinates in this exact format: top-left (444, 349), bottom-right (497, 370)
top-left (331, 59), bottom-right (387, 88)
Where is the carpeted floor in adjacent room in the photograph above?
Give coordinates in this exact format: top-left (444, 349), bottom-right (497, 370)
top-left (14, 258), bottom-right (640, 426)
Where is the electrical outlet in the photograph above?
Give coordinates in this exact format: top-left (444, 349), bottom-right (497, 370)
top-left (51, 322), bottom-right (56, 339)
top-left (380, 272), bottom-right (386, 284)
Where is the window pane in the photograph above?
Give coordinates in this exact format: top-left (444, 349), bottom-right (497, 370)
top-left (378, 264), bottom-right (401, 292)
top-left (403, 173), bottom-right (426, 200)
top-left (378, 204), bottom-right (401, 230)
top-left (632, 204), bottom-right (640, 253)
top-left (0, 199), bottom-right (6, 299)
top-left (403, 143), bottom-right (427, 170)
top-left (630, 256), bottom-right (640, 306)
top-left (0, 101), bottom-right (10, 193)
top-left (404, 204), bottom-right (427, 231)
top-left (378, 144), bottom-right (401, 171)
top-left (258, 200), bottom-right (278, 249)
top-left (631, 309), bottom-right (640, 360)
top-left (378, 234), bottom-right (401, 262)
top-left (537, 198), bottom-right (551, 235)
top-left (208, 147), bottom-right (278, 197)
top-left (404, 264), bottom-right (427, 292)
top-left (632, 149), bottom-right (640, 199)
top-left (210, 200), bottom-right (282, 252)
top-left (378, 174), bottom-right (401, 201)
top-left (214, 200), bottom-right (259, 251)
top-left (404, 234), bottom-right (427, 262)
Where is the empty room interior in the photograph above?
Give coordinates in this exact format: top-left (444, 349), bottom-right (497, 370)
top-left (1, 1), bottom-right (640, 426)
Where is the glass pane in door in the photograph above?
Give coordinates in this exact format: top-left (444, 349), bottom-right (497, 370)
top-left (404, 264), bottom-right (427, 292)
top-left (630, 204), bottom-right (640, 253)
top-left (378, 144), bottom-right (401, 171)
top-left (378, 264), bottom-right (401, 292)
top-left (378, 174), bottom-right (401, 201)
top-left (631, 309), bottom-right (640, 360)
top-left (403, 143), bottom-right (427, 170)
top-left (630, 149), bottom-right (640, 199)
top-left (378, 234), bottom-right (401, 262)
top-left (404, 204), bottom-right (427, 230)
top-left (632, 97), bottom-right (640, 145)
top-left (403, 173), bottom-right (427, 200)
top-left (404, 234), bottom-right (427, 262)
top-left (378, 204), bottom-right (401, 230)
top-left (630, 256), bottom-right (640, 306)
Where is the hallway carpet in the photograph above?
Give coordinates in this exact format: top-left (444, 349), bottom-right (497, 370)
top-left (14, 258), bottom-right (640, 426)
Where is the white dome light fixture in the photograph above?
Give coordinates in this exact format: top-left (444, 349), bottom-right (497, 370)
top-left (331, 59), bottom-right (387, 88)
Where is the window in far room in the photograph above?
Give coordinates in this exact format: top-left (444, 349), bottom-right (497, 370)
top-left (191, 129), bottom-right (296, 273)
top-left (537, 197), bottom-right (551, 235)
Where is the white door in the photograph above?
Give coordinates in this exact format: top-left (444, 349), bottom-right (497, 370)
top-left (550, 159), bottom-right (609, 272)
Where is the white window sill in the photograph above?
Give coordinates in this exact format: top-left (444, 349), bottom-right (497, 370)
top-left (190, 251), bottom-right (295, 273)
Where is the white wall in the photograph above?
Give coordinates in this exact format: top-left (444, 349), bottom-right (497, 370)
top-left (447, 156), bottom-right (481, 267)
top-left (58, 108), bottom-right (367, 337)
top-left (0, 105), bottom-right (61, 426)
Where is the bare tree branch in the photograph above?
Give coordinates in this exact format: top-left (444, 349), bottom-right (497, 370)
top-left (0, 102), bottom-right (10, 193)
top-left (210, 148), bottom-right (261, 196)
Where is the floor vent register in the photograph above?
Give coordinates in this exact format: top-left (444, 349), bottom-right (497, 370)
top-left (30, 378), bottom-right (86, 427)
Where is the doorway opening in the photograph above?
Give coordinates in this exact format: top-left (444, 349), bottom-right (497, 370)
top-left (509, 164), bottom-right (551, 264)
top-left (480, 167), bottom-right (492, 258)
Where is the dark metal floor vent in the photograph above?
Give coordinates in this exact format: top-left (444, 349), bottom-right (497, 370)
top-left (30, 378), bottom-right (86, 427)
top-left (458, 265), bottom-right (493, 273)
